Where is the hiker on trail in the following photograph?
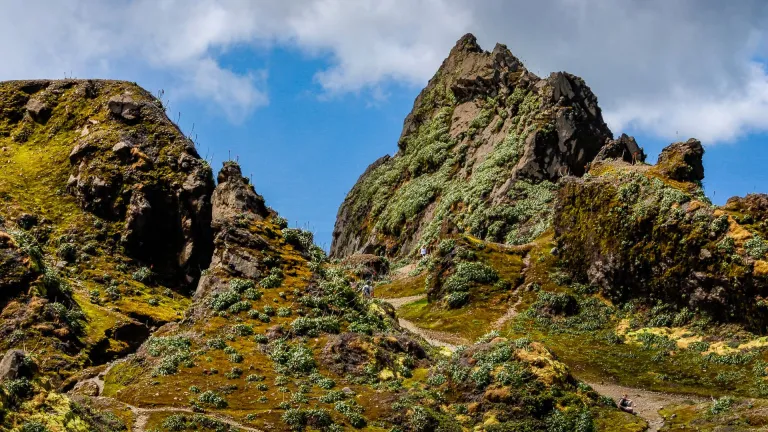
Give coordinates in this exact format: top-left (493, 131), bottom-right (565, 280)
top-left (420, 246), bottom-right (428, 258)
top-left (361, 280), bottom-right (373, 299)
top-left (618, 394), bottom-right (635, 414)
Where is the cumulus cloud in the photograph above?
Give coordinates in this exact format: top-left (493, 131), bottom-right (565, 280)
top-left (470, 0), bottom-right (768, 143)
top-left (0, 0), bottom-right (767, 142)
top-left (0, 0), bottom-right (275, 120)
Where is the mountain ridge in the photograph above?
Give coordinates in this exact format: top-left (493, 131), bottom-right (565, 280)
top-left (1, 32), bottom-right (767, 432)
top-left (331, 33), bottom-right (627, 259)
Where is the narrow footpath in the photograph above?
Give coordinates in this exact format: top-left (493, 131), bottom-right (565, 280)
top-left (381, 294), bottom-right (705, 432)
top-left (72, 362), bottom-right (264, 432)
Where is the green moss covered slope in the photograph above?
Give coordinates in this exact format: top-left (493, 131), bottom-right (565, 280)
top-left (330, 33), bottom-right (615, 259)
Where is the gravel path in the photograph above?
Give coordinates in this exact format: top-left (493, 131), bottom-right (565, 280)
top-left (382, 293), bottom-right (709, 432)
top-left (397, 317), bottom-right (465, 350)
top-left (583, 381), bottom-right (705, 432)
top-left (381, 295), bottom-right (467, 350)
top-left (492, 294), bottom-right (523, 330)
top-left (124, 405), bottom-right (263, 432)
top-left (75, 366), bottom-right (264, 432)
top-left (492, 253), bottom-right (530, 330)
top-left (380, 294), bottom-right (425, 309)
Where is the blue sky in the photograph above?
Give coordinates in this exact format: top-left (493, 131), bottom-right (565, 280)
top-left (152, 44), bottom-right (767, 250)
top-left (1, 0), bottom-right (767, 250)
top-left (160, 46), bottom-right (419, 250)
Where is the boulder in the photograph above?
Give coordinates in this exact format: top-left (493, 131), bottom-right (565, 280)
top-left (16, 213), bottom-right (38, 230)
top-left (655, 138), bottom-right (705, 182)
top-left (108, 94), bottom-right (141, 121)
top-left (25, 97), bottom-right (52, 123)
top-left (0, 230), bottom-right (37, 297)
top-left (0, 349), bottom-right (27, 381)
top-left (68, 139), bottom-right (96, 162)
top-left (111, 141), bottom-right (133, 156)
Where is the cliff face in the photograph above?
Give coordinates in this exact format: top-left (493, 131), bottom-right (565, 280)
top-left (0, 79), bottom-right (216, 426)
top-left (331, 34), bottom-right (617, 259)
top-left (554, 140), bottom-right (768, 331)
top-left (1, 79), bottom-right (214, 287)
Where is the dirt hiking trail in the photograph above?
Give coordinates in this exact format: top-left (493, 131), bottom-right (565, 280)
top-left (381, 294), bottom-right (705, 432)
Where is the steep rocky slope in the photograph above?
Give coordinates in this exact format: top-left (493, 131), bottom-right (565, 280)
top-left (0, 79), bottom-right (640, 431)
top-left (339, 33), bottom-right (768, 430)
top-left (333, 33), bottom-right (768, 329)
top-left (331, 34), bottom-right (639, 259)
top-left (0, 78), bottom-right (215, 430)
top-left (555, 139), bottom-right (768, 331)
top-left (0, 79), bottom-right (212, 374)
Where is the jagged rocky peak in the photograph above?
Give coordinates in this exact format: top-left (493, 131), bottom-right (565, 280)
top-left (331, 33), bottom-right (620, 258)
top-left (399, 33), bottom-right (613, 180)
top-left (212, 161), bottom-right (268, 226)
top-left (194, 161), bottom-right (273, 300)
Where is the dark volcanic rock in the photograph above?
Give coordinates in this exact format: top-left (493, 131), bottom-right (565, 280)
top-left (0, 229), bottom-right (37, 298)
top-left (16, 213), bottom-right (38, 230)
top-left (29, 79), bottom-right (220, 286)
top-left (25, 97), bottom-right (52, 123)
top-left (594, 133), bottom-right (646, 164)
top-left (108, 94), bottom-right (141, 121)
top-left (655, 138), bottom-right (705, 182)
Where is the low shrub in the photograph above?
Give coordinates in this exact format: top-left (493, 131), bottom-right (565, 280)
top-left (131, 267), bottom-right (152, 283)
top-left (198, 390), bottom-right (228, 408)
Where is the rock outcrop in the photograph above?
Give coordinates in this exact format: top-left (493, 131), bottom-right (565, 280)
top-left (594, 133), bottom-right (646, 163)
top-left (724, 193), bottom-right (768, 237)
top-left (2, 80), bottom-right (214, 286)
top-left (0, 349), bottom-right (28, 381)
top-left (0, 79), bottom-right (218, 389)
top-left (331, 33), bottom-right (616, 258)
top-left (554, 142), bottom-right (768, 330)
top-left (194, 162), bottom-right (273, 300)
top-left (27, 80), bottom-right (215, 285)
top-left (0, 228), bottom-right (38, 298)
top-left (654, 138), bottom-right (705, 182)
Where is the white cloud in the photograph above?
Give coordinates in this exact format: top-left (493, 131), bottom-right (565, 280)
top-left (603, 63), bottom-right (768, 143)
top-left (286, 0), bottom-right (471, 93)
top-left (176, 58), bottom-right (269, 123)
top-left (0, 0), bottom-right (767, 142)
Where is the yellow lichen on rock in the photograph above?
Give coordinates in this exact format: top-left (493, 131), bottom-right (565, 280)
top-left (755, 260), bottom-right (768, 277)
top-left (514, 341), bottom-right (571, 385)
